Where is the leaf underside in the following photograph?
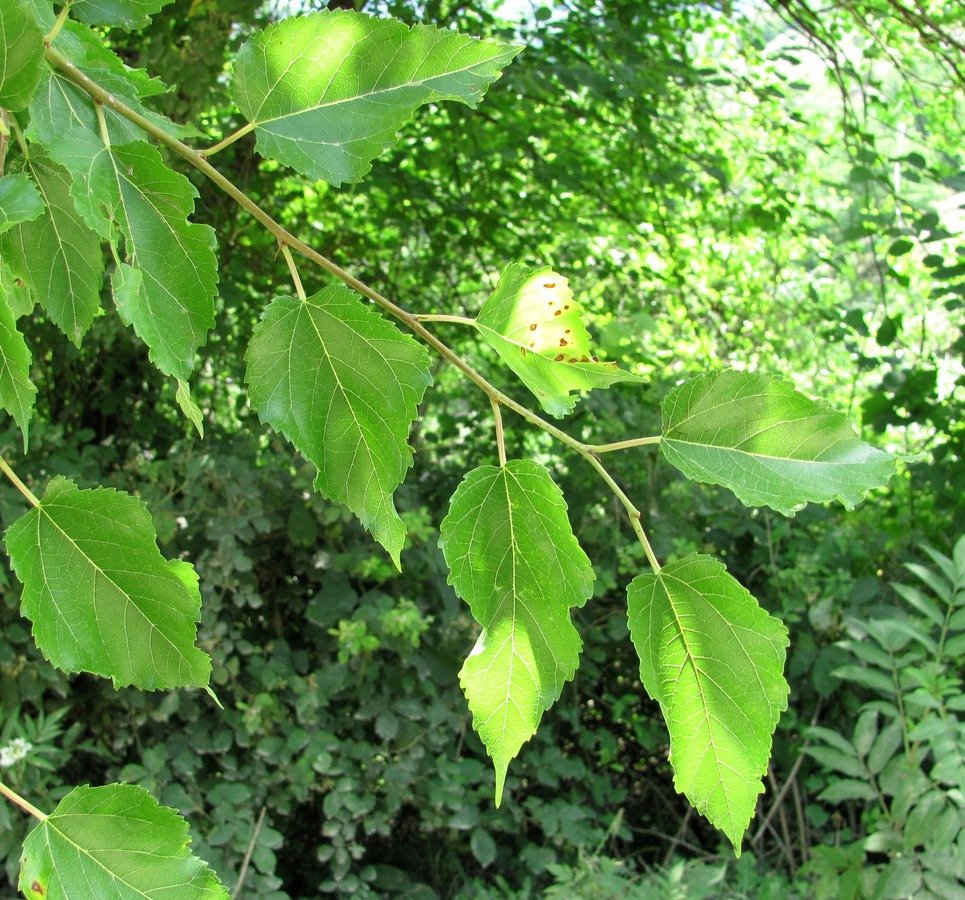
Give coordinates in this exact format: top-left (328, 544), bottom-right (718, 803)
top-left (660, 369), bottom-right (896, 514)
top-left (19, 783), bottom-right (227, 899)
top-left (230, 9), bottom-right (523, 185)
top-left (245, 287), bottom-right (432, 567)
top-left (5, 477), bottom-right (212, 690)
top-left (627, 554), bottom-right (789, 851)
top-left (440, 460), bottom-right (594, 803)
top-left (474, 263), bottom-right (647, 417)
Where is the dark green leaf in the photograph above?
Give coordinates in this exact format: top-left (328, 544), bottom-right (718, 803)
top-left (51, 131), bottom-right (218, 382)
top-left (6, 477), bottom-right (212, 690)
top-left (19, 784), bottom-right (226, 898)
top-left (0, 174), bottom-right (44, 233)
top-left (71, 0), bottom-right (176, 31)
top-left (0, 154), bottom-right (103, 345)
top-left (0, 0), bottom-right (44, 110)
top-left (246, 287), bottom-right (431, 567)
top-left (0, 284), bottom-right (36, 447)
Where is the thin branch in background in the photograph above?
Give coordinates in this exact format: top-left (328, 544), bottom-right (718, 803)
top-left (232, 805), bottom-right (266, 899)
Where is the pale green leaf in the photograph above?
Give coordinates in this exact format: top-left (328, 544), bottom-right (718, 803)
top-left (5, 476), bottom-right (212, 690)
top-left (71, 0), bottom-right (176, 31)
top-left (0, 284), bottom-right (36, 448)
top-left (230, 10), bottom-right (522, 185)
top-left (627, 554), bottom-right (789, 851)
top-left (439, 460), bottom-right (594, 804)
top-left (0, 154), bottom-right (103, 345)
top-left (19, 784), bottom-right (226, 899)
top-left (0, 0), bottom-right (44, 110)
top-left (51, 132), bottom-right (218, 382)
top-left (245, 287), bottom-right (431, 567)
top-left (660, 370), bottom-right (896, 515)
top-left (473, 264), bottom-right (647, 417)
top-left (0, 174), bottom-right (44, 233)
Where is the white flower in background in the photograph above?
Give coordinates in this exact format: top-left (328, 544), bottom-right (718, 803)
top-left (0, 737), bottom-right (32, 768)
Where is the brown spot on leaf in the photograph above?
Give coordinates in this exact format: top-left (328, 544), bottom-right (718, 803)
top-left (555, 353), bottom-right (565, 361)
top-left (553, 309), bottom-right (562, 317)
top-left (559, 338), bottom-right (568, 347)
top-left (529, 323), bottom-right (537, 331)
top-left (544, 282), bottom-right (556, 288)
top-left (569, 357), bottom-right (578, 363)
top-left (520, 347), bottom-right (527, 357)
top-left (31, 883), bottom-right (44, 896)
top-left (529, 342), bottom-right (536, 348)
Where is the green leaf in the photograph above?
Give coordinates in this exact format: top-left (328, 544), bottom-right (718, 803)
top-left (473, 264), bottom-right (647, 418)
top-left (0, 174), bottom-right (44, 233)
top-left (71, 0), bottom-right (176, 31)
top-left (5, 476), bottom-right (212, 690)
top-left (0, 0), bottom-right (44, 110)
top-left (246, 287), bottom-right (431, 567)
top-left (51, 132), bottom-right (218, 382)
top-left (439, 460), bottom-right (594, 805)
top-left (0, 284), bottom-right (36, 447)
top-left (0, 154), bottom-right (103, 345)
top-left (230, 9), bottom-right (522, 185)
top-left (19, 784), bottom-right (226, 899)
top-left (29, 20), bottom-right (186, 147)
top-left (627, 554), bottom-right (789, 851)
top-left (660, 370), bottom-right (896, 515)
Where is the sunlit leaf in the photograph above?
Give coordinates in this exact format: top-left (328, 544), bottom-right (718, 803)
top-left (230, 9), bottom-right (522, 185)
top-left (19, 784), bottom-right (226, 899)
top-left (440, 460), bottom-right (594, 804)
top-left (0, 174), bottom-right (44, 233)
top-left (660, 370), bottom-right (896, 514)
top-left (0, 153), bottom-right (103, 346)
top-left (0, 0), bottom-right (44, 110)
top-left (246, 287), bottom-right (431, 567)
top-left (0, 284), bottom-right (36, 448)
top-left (6, 477), bottom-right (212, 690)
top-left (51, 131), bottom-right (218, 382)
top-left (627, 554), bottom-right (789, 851)
top-left (473, 264), bottom-right (647, 417)
top-left (71, 0), bottom-right (176, 31)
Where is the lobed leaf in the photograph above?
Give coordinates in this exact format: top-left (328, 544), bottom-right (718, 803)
top-left (0, 153), bottom-right (103, 346)
top-left (0, 174), bottom-right (44, 233)
top-left (5, 477), bottom-right (213, 690)
top-left (474, 264), bottom-right (647, 417)
top-left (50, 130), bottom-right (218, 382)
top-left (627, 554), bottom-right (789, 851)
top-left (19, 783), bottom-right (226, 899)
top-left (245, 287), bottom-right (432, 567)
top-left (230, 9), bottom-right (523, 185)
top-left (0, 284), bottom-right (36, 448)
top-left (439, 460), bottom-right (594, 804)
top-left (0, 0), bottom-right (44, 110)
top-left (660, 370), bottom-right (896, 514)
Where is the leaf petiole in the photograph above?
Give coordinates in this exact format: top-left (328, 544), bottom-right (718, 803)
top-left (491, 397), bottom-right (507, 466)
top-left (202, 122), bottom-right (255, 157)
top-left (414, 314), bottom-right (476, 326)
top-left (590, 435), bottom-right (661, 453)
top-left (280, 245), bottom-right (306, 300)
top-left (46, 1), bottom-right (73, 44)
top-left (0, 457), bottom-right (40, 507)
top-left (0, 780), bottom-right (47, 821)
